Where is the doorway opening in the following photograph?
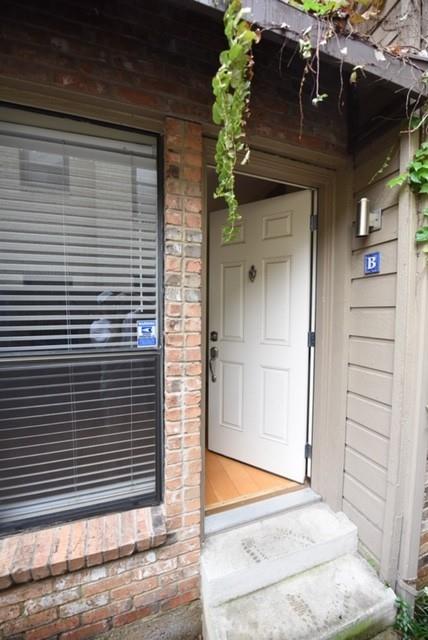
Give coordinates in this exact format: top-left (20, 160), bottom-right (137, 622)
top-left (205, 169), bottom-right (316, 515)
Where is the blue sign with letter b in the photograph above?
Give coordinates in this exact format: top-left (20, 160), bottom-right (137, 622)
top-left (364, 252), bottom-right (381, 275)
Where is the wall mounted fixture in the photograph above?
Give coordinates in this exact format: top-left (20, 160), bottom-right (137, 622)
top-left (355, 197), bottom-right (382, 238)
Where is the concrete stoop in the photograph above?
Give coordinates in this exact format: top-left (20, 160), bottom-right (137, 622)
top-left (202, 503), bottom-right (396, 640)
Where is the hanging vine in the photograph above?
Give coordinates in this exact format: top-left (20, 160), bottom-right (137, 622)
top-left (212, 0), bottom-right (260, 242)
top-left (212, 0), bottom-right (427, 249)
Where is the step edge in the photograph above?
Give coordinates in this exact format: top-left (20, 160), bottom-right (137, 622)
top-left (202, 529), bottom-right (358, 606)
top-left (203, 583), bottom-right (396, 640)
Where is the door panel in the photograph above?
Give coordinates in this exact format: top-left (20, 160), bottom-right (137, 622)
top-left (208, 191), bottom-right (312, 482)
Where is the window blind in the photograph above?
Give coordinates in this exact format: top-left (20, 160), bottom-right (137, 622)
top-left (0, 122), bottom-right (161, 532)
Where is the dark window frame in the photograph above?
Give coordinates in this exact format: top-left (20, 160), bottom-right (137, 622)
top-left (0, 105), bottom-right (164, 535)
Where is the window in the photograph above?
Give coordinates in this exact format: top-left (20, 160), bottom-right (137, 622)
top-left (0, 120), bottom-right (162, 532)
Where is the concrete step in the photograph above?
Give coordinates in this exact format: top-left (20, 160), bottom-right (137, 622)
top-left (204, 553), bottom-right (396, 640)
top-left (202, 502), bottom-right (357, 606)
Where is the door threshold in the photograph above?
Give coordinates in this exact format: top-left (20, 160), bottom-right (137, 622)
top-left (204, 487), bottom-right (321, 536)
top-left (205, 481), bottom-right (305, 516)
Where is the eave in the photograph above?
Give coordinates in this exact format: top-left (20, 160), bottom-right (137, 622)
top-left (192, 0), bottom-right (427, 98)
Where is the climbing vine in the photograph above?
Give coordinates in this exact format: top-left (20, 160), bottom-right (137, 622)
top-left (212, 0), bottom-right (260, 242)
top-left (388, 140), bottom-right (428, 252)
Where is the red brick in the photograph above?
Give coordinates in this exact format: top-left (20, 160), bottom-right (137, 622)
top-left (165, 407), bottom-right (181, 421)
top-left (184, 303), bottom-right (201, 318)
top-left (111, 576), bottom-right (158, 600)
top-left (0, 603), bottom-right (20, 622)
top-left (30, 528), bottom-right (54, 581)
top-left (183, 166), bottom-right (202, 182)
top-left (166, 363), bottom-right (183, 377)
top-left (185, 259), bottom-right (201, 273)
top-left (137, 583), bottom-right (176, 610)
top-left (165, 302), bottom-right (182, 317)
top-left (185, 377), bottom-right (202, 391)
top-left (184, 318), bottom-right (202, 332)
top-left (112, 604), bottom-right (159, 628)
top-left (117, 88), bottom-right (160, 109)
top-left (68, 521), bottom-right (86, 572)
top-left (165, 209), bottom-right (182, 225)
top-left (186, 334), bottom-right (201, 347)
top-left (165, 256), bottom-right (181, 272)
top-left (185, 213), bottom-right (202, 228)
top-left (82, 572), bottom-right (132, 598)
top-left (166, 118), bottom-right (184, 137)
top-left (185, 362), bottom-right (202, 376)
top-left (135, 509), bottom-right (152, 552)
top-left (3, 608), bottom-right (57, 636)
top-left (184, 513), bottom-right (201, 526)
top-left (102, 513), bottom-right (120, 563)
top-left (184, 198), bottom-right (202, 214)
top-left (25, 615), bottom-right (79, 640)
top-left (161, 588), bottom-right (199, 612)
top-left (165, 194), bottom-right (182, 211)
top-left (183, 152), bottom-right (202, 168)
top-left (119, 510), bottom-right (136, 558)
top-left (0, 535), bottom-right (19, 590)
top-left (0, 579), bottom-right (53, 606)
top-left (81, 598), bottom-right (131, 625)
top-left (50, 525), bottom-right (71, 576)
top-left (166, 333), bottom-right (184, 346)
top-left (61, 620), bottom-right (109, 640)
top-left (85, 517), bottom-right (103, 567)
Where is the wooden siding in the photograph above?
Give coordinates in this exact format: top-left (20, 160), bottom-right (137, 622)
top-left (343, 133), bottom-right (399, 562)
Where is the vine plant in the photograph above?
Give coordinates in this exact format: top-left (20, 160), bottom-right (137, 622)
top-left (212, 0), bottom-right (260, 242)
top-left (212, 0), bottom-right (396, 241)
top-left (388, 140), bottom-right (428, 251)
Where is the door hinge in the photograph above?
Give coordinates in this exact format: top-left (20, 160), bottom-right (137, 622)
top-left (307, 331), bottom-right (316, 347)
top-left (305, 443), bottom-right (312, 459)
top-left (310, 214), bottom-right (318, 231)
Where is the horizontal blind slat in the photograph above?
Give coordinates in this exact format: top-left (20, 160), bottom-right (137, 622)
top-left (0, 124), bottom-right (161, 532)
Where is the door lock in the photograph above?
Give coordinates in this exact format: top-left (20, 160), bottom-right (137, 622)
top-left (210, 330), bottom-right (218, 342)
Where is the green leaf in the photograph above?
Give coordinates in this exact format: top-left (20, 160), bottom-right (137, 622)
top-left (212, 102), bottom-right (223, 125)
top-left (415, 226), bottom-right (428, 243)
top-left (387, 173), bottom-right (408, 188)
top-left (419, 183), bottom-right (428, 194)
top-left (229, 43), bottom-right (243, 61)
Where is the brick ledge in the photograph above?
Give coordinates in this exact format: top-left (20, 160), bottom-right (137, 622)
top-left (0, 506), bottom-right (166, 590)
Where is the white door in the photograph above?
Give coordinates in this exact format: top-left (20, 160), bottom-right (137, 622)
top-left (208, 191), bottom-right (313, 483)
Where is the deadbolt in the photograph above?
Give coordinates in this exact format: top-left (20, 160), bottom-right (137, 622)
top-left (210, 330), bottom-right (218, 342)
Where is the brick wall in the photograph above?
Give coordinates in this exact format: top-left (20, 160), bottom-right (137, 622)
top-left (0, 119), bottom-right (202, 639)
top-left (0, 0), bottom-right (348, 636)
top-left (0, 0), bottom-right (346, 155)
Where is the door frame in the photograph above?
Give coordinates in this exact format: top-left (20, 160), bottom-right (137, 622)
top-left (206, 190), bottom-right (316, 482)
top-left (201, 138), bottom-right (351, 528)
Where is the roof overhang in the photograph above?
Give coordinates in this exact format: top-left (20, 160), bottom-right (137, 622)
top-left (185, 0), bottom-right (428, 149)
top-left (192, 0), bottom-right (428, 98)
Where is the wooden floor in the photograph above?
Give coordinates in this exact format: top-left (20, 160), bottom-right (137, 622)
top-left (205, 449), bottom-right (303, 514)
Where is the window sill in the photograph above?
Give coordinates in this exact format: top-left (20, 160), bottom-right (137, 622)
top-left (0, 506), bottom-right (166, 590)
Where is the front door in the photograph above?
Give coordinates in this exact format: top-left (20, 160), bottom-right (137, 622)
top-left (208, 191), bottom-right (312, 483)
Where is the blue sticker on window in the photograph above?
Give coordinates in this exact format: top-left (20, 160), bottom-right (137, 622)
top-left (137, 320), bottom-right (157, 348)
top-left (364, 252), bottom-right (381, 275)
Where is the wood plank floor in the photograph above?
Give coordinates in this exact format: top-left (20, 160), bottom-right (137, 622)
top-left (205, 449), bottom-right (303, 514)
